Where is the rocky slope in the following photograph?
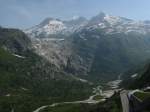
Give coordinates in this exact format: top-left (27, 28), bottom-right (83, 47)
top-left (25, 12), bottom-right (150, 82)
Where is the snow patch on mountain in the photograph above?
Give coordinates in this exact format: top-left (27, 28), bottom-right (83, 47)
top-left (43, 20), bottom-right (66, 34)
top-left (25, 12), bottom-right (150, 37)
top-left (131, 73), bottom-right (138, 78)
top-left (12, 54), bottom-right (25, 59)
top-left (98, 23), bottom-right (106, 28)
top-left (25, 17), bottom-right (87, 37)
top-left (104, 14), bottom-right (121, 26)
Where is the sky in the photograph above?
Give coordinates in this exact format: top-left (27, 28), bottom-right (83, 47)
top-left (0, 0), bottom-right (150, 29)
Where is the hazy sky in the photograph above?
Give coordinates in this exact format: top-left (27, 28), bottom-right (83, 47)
top-left (0, 0), bottom-right (150, 29)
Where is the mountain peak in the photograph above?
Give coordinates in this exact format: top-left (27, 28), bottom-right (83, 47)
top-left (97, 12), bottom-right (106, 17)
top-left (39, 17), bottom-right (62, 26)
top-left (25, 12), bottom-right (150, 37)
top-left (71, 16), bottom-right (87, 21)
top-left (88, 12), bottom-right (107, 25)
top-left (93, 12), bottom-right (106, 20)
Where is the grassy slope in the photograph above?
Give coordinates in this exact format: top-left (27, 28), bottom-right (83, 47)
top-left (0, 46), bottom-right (93, 112)
top-left (41, 103), bottom-right (97, 112)
top-left (121, 61), bottom-right (150, 89)
top-left (0, 28), bottom-right (93, 112)
top-left (134, 91), bottom-right (150, 101)
top-left (41, 93), bottom-right (122, 112)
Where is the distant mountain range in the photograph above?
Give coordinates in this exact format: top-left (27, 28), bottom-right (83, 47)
top-left (25, 16), bottom-right (87, 37)
top-left (24, 12), bottom-right (150, 82)
top-left (25, 12), bottom-right (150, 37)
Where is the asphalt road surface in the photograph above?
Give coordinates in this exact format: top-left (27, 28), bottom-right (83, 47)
top-left (120, 90), bottom-right (130, 112)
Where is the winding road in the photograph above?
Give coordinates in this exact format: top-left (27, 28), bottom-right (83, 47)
top-left (120, 90), bottom-right (130, 112)
top-left (33, 76), bottom-right (122, 112)
top-left (33, 87), bottom-right (118, 112)
top-left (33, 92), bottom-right (105, 112)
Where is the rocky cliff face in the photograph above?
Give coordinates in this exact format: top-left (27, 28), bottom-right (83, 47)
top-left (24, 12), bottom-right (150, 82)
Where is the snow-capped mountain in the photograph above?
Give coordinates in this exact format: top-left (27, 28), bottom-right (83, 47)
top-left (25, 18), bottom-right (66, 37)
top-left (87, 12), bottom-right (150, 35)
top-left (25, 12), bottom-right (150, 38)
top-left (25, 17), bottom-right (87, 38)
top-left (24, 12), bottom-right (150, 81)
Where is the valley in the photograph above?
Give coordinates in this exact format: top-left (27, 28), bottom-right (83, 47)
top-left (33, 78), bottom-right (121, 112)
top-left (0, 11), bottom-right (150, 112)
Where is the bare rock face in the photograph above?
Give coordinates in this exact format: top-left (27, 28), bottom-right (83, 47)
top-left (24, 13), bottom-right (150, 81)
top-left (31, 37), bottom-right (73, 69)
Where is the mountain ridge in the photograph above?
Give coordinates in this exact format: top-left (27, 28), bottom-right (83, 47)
top-left (23, 12), bottom-right (150, 82)
top-left (25, 12), bottom-right (150, 38)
